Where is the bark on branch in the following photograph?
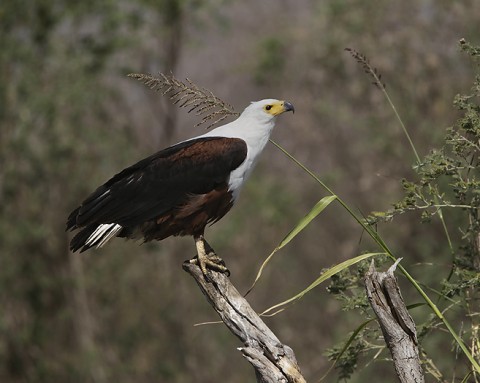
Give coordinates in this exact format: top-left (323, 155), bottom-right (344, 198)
top-left (183, 262), bottom-right (307, 383)
top-left (365, 259), bottom-right (425, 383)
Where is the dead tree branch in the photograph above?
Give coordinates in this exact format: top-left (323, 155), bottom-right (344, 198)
top-left (365, 260), bottom-right (425, 383)
top-left (183, 263), bottom-right (307, 383)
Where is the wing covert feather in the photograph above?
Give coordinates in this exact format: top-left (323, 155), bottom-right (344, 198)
top-left (71, 137), bottom-right (247, 228)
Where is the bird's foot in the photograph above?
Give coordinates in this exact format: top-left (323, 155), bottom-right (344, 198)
top-left (190, 236), bottom-right (230, 280)
top-left (188, 251), bottom-right (230, 280)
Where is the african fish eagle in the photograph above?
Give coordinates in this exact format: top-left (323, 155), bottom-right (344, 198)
top-left (66, 99), bottom-right (294, 276)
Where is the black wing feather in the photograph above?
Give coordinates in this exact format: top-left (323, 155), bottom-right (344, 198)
top-left (67, 137), bottom-right (247, 230)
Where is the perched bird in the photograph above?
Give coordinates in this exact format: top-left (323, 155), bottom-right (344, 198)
top-left (66, 99), bottom-right (294, 276)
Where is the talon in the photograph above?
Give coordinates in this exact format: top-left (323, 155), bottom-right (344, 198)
top-left (206, 252), bottom-right (226, 266)
top-left (192, 236), bottom-right (230, 280)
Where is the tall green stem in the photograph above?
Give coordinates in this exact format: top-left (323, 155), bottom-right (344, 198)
top-left (270, 139), bottom-right (480, 373)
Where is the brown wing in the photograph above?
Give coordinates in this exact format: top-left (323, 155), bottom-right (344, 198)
top-left (67, 137), bottom-right (247, 250)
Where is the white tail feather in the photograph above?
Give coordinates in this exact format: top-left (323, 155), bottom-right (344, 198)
top-left (86, 223), bottom-right (123, 248)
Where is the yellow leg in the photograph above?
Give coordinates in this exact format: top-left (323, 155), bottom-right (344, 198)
top-left (190, 236), bottom-right (229, 278)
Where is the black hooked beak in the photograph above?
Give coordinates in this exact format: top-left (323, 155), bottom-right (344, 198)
top-left (283, 101), bottom-right (295, 114)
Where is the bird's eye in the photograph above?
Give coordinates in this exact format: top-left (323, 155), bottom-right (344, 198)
top-left (265, 105), bottom-right (272, 111)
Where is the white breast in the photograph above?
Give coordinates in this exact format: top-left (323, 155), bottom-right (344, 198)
top-left (198, 114), bottom-right (276, 200)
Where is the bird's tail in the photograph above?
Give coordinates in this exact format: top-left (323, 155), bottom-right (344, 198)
top-left (66, 207), bottom-right (80, 232)
top-left (70, 223), bottom-right (123, 252)
top-left (70, 225), bottom-right (97, 252)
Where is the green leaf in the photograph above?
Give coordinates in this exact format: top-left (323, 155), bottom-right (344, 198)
top-left (319, 319), bottom-right (374, 381)
top-left (245, 195), bottom-right (337, 296)
top-left (278, 195), bottom-right (337, 248)
top-left (261, 252), bottom-right (384, 315)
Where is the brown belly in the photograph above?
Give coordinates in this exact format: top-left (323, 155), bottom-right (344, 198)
top-left (141, 186), bottom-right (234, 241)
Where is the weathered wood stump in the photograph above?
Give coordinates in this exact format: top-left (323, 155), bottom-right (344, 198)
top-left (183, 262), bottom-right (306, 383)
top-left (365, 259), bottom-right (424, 383)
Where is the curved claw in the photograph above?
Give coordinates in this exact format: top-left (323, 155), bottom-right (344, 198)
top-left (191, 236), bottom-right (230, 280)
top-left (208, 252), bottom-right (230, 277)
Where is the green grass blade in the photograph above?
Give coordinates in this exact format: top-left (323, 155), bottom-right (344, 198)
top-left (245, 195), bottom-right (337, 296)
top-left (319, 319), bottom-right (375, 381)
top-left (261, 252), bottom-right (383, 315)
top-left (272, 141), bottom-right (480, 373)
top-left (278, 195), bottom-right (337, 249)
top-left (460, 370), bottom-right (474, 383)
top-left (345, 48), bottom-right (421, 164)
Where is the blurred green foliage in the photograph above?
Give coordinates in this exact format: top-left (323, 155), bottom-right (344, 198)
top-left (326, 41), bottom-right (480, 381)
top-left (254, 37), bottom-right (286, 85)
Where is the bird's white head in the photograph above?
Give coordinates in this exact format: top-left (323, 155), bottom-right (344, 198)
top-left (200, 98), bottom-right (294, 145)
top-left (240, 99), bottom-right (295, 123)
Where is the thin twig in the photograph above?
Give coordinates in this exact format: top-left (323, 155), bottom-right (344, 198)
top-left (345, 48), bottom-right (421, 164)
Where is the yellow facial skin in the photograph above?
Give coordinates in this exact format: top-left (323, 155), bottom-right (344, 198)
top-left (263, 100), bottom-right (295, 116)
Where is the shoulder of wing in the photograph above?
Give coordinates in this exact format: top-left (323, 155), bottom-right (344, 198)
top-left (149, 136), bottom-right (247, 170)
top-left (98, 137), bottom-right (246, 191)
